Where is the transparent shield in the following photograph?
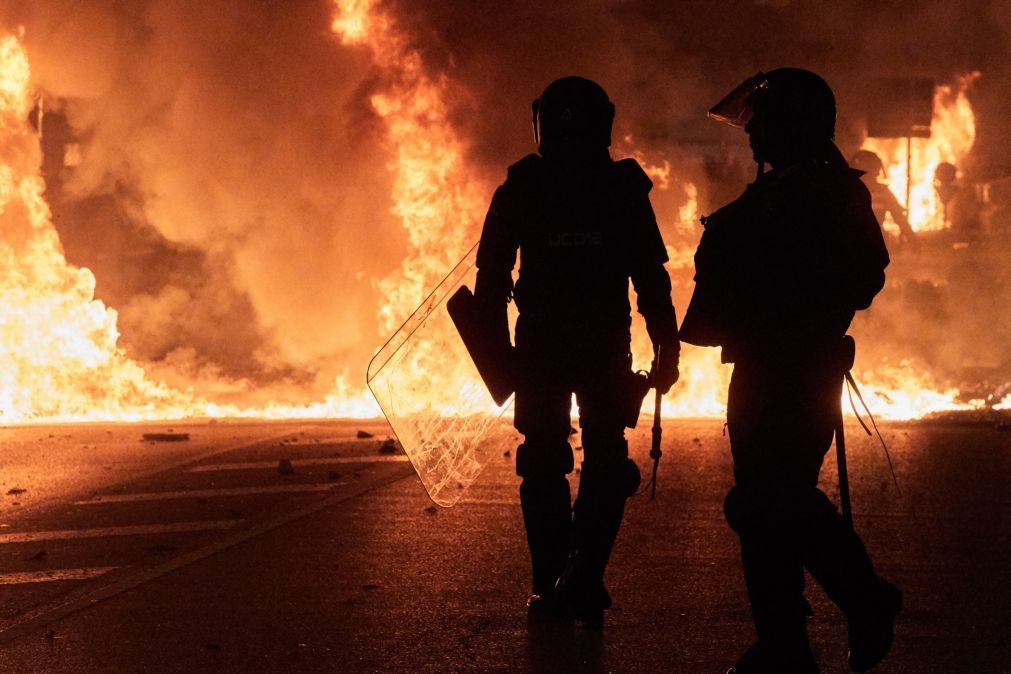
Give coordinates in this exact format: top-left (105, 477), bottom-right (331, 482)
top-left (366, 244), bottom-right (519, 507)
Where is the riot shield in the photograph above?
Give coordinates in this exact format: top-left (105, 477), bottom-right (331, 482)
top-left (366, 244), bottom-right (519, 507)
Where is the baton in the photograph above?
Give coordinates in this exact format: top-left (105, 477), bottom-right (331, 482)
top-left (835, 388), bottom-right (853, 529)
top-left (649, 346), bottom-right (663, 501)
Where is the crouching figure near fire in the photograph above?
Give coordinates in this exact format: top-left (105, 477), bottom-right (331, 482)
top-left (680, 68), bottom-right (902, 673)
top-left (472, 76), bottom-right (679, 626)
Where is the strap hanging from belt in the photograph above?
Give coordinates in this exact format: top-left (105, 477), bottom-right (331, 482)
top-left (835, 365), bottom-right (902, 530)
top-left (845, 371), bottom-right (901, 494)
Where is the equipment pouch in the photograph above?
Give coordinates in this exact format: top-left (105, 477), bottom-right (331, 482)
top-left (623, 370), bottom-right (651, 429)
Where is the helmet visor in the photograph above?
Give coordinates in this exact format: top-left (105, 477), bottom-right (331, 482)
top-left (708, 73), bottom-right (768, 128)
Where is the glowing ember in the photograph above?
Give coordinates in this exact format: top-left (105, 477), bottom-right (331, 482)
top-left (861, 73), bottom-right (979, 233)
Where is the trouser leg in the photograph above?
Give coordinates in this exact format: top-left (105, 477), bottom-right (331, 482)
top-left (800, 489), bottom-right (882, 617)
top-left (569, 438), bottom-right (638, 587)
top-left (514, 382), bottom-right (574, 596)
top-left (726, 487), bottom-right (815, 664)
top-left (725, 362), bottom-right (824, 667)
top-left (516, 438), bottom-right (574, 595)
top-left (561, 422), bottom-right (640, 618)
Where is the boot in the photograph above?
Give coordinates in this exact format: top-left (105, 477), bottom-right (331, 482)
top-left (847, 579), bottom-right (902, 672)
top-left (736, 516), bottom-right (816, 673)
top-left (519, 474), bottom-right (572, 607)
top-left (795, 491), bottom-right (901, 671)
top-left (553, 551), bottom-right (612, 627)
top-left (554, 458), bottom-right (632, 627)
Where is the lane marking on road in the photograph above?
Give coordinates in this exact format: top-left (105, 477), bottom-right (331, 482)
top-left (0, 520), bottom-right (241, 544)
top-left (0, 464), bottom-right (413, 644)
top-left (0, 567), bottom-right (119, 585)
top-left (457, 498), bottom-right (519, 506)
top-left (2, 426), bottom-right (311, 521)
top-left (74, 484), bottom-right (343, 505)
top-left (187, 455), bottom-right (409, 472)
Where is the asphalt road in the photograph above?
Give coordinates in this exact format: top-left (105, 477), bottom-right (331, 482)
top-left (0, 417), bottom-right (1007, 673)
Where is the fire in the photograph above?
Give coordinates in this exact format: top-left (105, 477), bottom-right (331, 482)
top-left (0, 13), bottom-right (997, 428)
top-left (861, 74), bottom-right (978, 232)
top-left (333, 0), bottom-right (484, 336)
top-left (0, 35), bottom-right (197, 422)
top-left (0, 33), bottom-right (378, 422)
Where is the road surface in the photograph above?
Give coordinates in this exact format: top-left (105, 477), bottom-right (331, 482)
top-left (0, 417), bottom-right (1007, 672)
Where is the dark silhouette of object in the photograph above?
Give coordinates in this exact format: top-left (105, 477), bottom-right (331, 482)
top-left (683, 69), bottom-right (902, 673)
top-left (934, 161), bottom-right (958, 225)
top-left (932, 161), bottom-right (982, 232)
top-left (473, 76), bottom-right (679, 626)
top-left (851, 150), bottom-right (915, 241)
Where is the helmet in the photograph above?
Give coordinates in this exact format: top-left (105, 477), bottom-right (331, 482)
top-left (709, 68), bottom-right (836, 142)
top-left (851, 150), bottom-right (885, 178)
top-left (934, 161), bottom-right (957, 185)
top-left (532, 76), bottom-right (615, 151)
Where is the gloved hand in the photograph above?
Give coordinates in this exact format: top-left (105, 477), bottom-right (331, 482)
top-left (650, 343), bottom-right (680, 395)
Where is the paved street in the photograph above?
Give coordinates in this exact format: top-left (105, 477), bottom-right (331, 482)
top-left (0, 417), bottom-right (1007, 672)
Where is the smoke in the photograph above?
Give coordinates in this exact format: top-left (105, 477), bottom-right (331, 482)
top-left (1, 0), bottom-right (1010, 406)
top-left (391, 0), bottom-right (1011, 396)
top-left (1, 0), bottom-right (406, 402)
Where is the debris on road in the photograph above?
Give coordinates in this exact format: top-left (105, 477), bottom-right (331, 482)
top-left (424, 506), bottom-right (438, 514)
top-left (6, 487), bottom-right (26, 496)
top-left (142, 432), bottom-right (190, 442)
top-left (503, 449), bottom-right (511, 457)
top-left (378, 438), bottom-right (398, 454)
top-left (28, 549), bottom-right (47, 561)
top-left (356, 430), bottom-right (374, 439)
top-left (327, 471), bottom-right (342, 481)
top-left (277, 459), bottom-right (295, 475)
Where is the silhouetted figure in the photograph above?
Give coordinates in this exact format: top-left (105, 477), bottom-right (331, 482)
top-left (932, 161), bottom-right (982, 232)
top-left (933, 161), bottom-right (958, 225)
top-left (851, 150), bottom-right (915, 241)
top-left (682, 69), bottom-right (902, 673)
top-left (473, 76), bottom-right (679, 626)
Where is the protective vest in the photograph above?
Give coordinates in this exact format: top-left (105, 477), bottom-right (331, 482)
top-left (680, 158), bottom-right (889, 362)
top-left (476, 153), bottom-right (669, 343)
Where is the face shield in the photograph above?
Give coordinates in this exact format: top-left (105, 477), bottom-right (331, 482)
top-left (707, 73), bottom-right (769, 128)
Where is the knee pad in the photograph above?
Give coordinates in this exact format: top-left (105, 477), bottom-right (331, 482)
top-left (724, 486), bottom-right (747, 533)
top-left (516, 441), bottom-right (574, 478)
top-left (621, 458), bottom-right (641, 496)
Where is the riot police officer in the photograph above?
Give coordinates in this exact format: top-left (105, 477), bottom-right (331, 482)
top-left (473, 76), bottom-right (679, 626)
top-left (681, 69), bottom-right (902, 672)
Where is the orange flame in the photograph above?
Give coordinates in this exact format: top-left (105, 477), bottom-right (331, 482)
top-left (0, 35), bottom-right (200, 422)
top-left (861, 73), bottom-right (978, 233)
top-left (0, 33), bottom-right (378, 422)
top-left (0, 17), bottom-right (996, 426)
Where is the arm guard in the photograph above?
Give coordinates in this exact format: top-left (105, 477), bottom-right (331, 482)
top-left (632, 262), bottom-right (680, 353)
top-left (474, 159), bottom-right (529, 348)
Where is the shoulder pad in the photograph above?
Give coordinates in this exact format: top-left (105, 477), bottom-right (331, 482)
top-left (614, 158), bottom-right (653, 193)
top-left (506, 154), bottom-right (542, 182)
